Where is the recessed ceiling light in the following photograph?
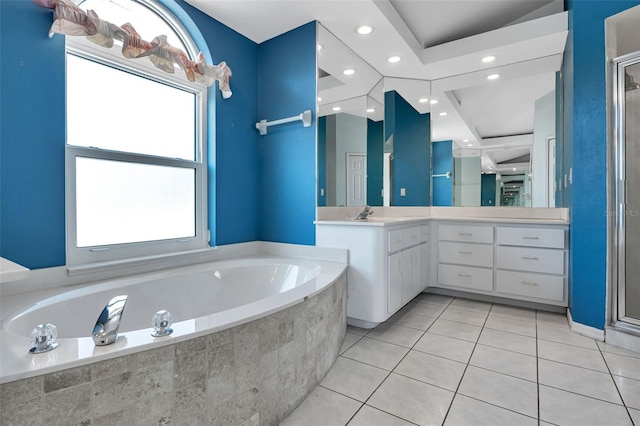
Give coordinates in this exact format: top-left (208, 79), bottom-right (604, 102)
top-left (355, 25), bottom-right (373, 35)
top-left (317, 97), bottom-right (322, 102)
top-left (343, 68), bottom-right (356, 76)
top-left (463, 139), bottom-right (469, 142)
top-left (430, 99), bottom-right (438, 105)
top-left (512, 167), bottom-right (517, 171)
top-left (366, 108), bottom-right (375, 113)
top-left (332, 106), bottom-right (341, 111)
top-left (482, 55), bottom-right (496, 63)
top-left (387, 55), bottom-right (402, 63)
top-left (317, 43), bottom-right (322, 51)
top-left (487, 73), bottom-right (501, 80)
top-left (418, 98), bottom-right (429, 103)
top-left (439, 112), bottom-right (447, 116)
top-left (467, 144), bottom-right (473, 147)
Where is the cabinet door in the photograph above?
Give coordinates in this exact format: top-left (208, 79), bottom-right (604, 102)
top-left (388, 252), bottom-right (403, 313)
top-left (421, 242), bottom-right (430, 290)
top-left (402, 246), bottom-right (422, 303)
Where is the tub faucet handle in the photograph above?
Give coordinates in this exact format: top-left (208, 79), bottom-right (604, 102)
top-left (92, 295), bottom-right (128, 346)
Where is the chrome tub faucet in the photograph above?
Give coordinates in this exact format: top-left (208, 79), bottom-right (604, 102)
top-left (92, 295), bottom-right (128, 346)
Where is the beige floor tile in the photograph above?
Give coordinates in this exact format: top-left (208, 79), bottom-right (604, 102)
top-left (404, 301), bottom-right (447, 317)
top-left (368, 373), bottom-right (454, 426)
top-left (603, 352), bottom-right (640, 380)
top-left (346, 325), bottom-right (370, 336)
top-left (489, 304), bottom-right (536, 321)
top-left (340, 332), bottom-right (362, 355)
top-left (444, 394), bottom-right (538, 426)
top-left (536, 310), bottom-right (570, 329)
top-left (320, 357), bottom-right (388, 403)
top-left (539, 385), bottom-right (633, 426)
top-left (386, 310), bottom-right (437, 331)
top-left (428, 319), bottom-right (482, 343)
top-left (477, 328), bottom-right (536, 356)
top-left (342, 337), bottom-right (409, 371)
top-left (629, 408), bottom-right (640, 425)
top-left (537, 323), bottom-right (599, 349)
top-left (458, 366), bottom-right (538, 418)
top-left (280, 386), bottom-right (361, 426)
top-left (538, 358), bottom-right (623, 404)
top-left (440, 306), bottom-right (488, 327)
top-left (538, 340), bottom-right (608, 372)
top-left (413, 332), bottom-right (475, 363)
top-left (347, 405), bottom-right (414, 426)
top-left (413, 293), bottom-right (453, 306)
top-left (613, 375), bottom-right (640, 410)
top-left (597, 341), bottom-right (640, 359)
top-left (449, 298), bottom-right (492, 314)
top-left (470, 344), bottom-right (537, 382)
top-left (484, 315), bottom-right (536, 337)
top-left (367, 323), bottom-right (424, 348)
top-left (395, 350), bottom-right (466, 391)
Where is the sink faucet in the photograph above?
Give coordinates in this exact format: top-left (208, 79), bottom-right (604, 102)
top-left (92, 295), bottom-right (128, 346)
top-left (356, 205), bottom-right (374, 220)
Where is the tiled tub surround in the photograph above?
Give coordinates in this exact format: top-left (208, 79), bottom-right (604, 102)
top-left (0, 270), bottom-right (348, 425)
top-left (0, 242), bottom-right (347, 425)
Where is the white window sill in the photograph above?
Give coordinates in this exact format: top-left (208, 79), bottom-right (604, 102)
top-left (67, 247), bottom-right (219, 279)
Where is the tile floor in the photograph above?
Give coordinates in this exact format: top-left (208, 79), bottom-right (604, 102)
top-left (280, 293), bottom-right (640, 426)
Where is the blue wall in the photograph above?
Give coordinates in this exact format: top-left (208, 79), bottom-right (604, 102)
top-left (317, 116), bottom-right (327, 206)
top-left (481, 174), bottom-right (497, 206)
top-left (564, 0), bottom-right (640, 329)
top-left (432, 140), bottom-right (453, 206)
top-left (257, 22), bottom-right (317, 245)
top-left (367, 119), bottom-right (384, 206)
top-left (1, 1), bottom-right (315, 268)
top-left (384, 91), bottom-right (431, 206)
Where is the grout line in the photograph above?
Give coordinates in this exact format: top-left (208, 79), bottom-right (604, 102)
top-left (595, 339), bottom-right (637, 424)
top-left (441, 299), bottom-right (493, 425)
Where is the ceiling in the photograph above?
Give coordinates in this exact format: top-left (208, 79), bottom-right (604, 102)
top-left (185, 0), bottom-right (567, 174)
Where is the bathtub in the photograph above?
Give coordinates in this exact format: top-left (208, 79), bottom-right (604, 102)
top-left (0, 247), bottom-right (348, 425)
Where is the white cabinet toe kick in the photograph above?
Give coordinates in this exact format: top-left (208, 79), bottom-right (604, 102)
top-left (316, 218), bottom-right (568, 328)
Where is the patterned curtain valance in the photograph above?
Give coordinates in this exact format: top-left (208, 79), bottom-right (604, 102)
top-left (33, 0), bottom-right (233, 98)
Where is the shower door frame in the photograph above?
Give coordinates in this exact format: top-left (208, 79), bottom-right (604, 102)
top-left (612, 52), bottom-right (640, 329)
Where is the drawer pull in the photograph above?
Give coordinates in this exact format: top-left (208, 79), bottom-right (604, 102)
top-left (521, 281), bottom-right (538, 286)
top-left (522, 256), bottom-right (539, 261)
top-left (457, 273), bottom-right (472, 278)
top-left (522, 236), bottom-right (540, 240)
top-left (458, 232), bottom-right (473, 236)
top-left (458, 251), bottom-right (472, 255)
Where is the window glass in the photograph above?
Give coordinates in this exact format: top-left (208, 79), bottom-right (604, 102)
top-left (67, 54), bottom-right (196, 160)
top-left (75, 157), bottom-right (196, 248)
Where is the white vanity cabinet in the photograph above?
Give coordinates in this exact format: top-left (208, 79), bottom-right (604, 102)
top-left (436, 224), bottom-right (494, 292)
top-left (495, 226), bottom-right (567, 303)
top-left (434, 221), bottom-right (568, 306)
top-left (316, 220), bottom-right (429, 328)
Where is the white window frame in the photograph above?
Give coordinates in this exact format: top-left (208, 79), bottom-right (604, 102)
top-left (65, 28), bottom-right (209, 268)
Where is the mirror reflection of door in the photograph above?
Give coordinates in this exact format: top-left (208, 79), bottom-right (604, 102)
top-left (346, 153), bottom-right (367, 207)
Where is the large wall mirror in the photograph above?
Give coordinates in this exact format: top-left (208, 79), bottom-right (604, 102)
top-left (317, 7), bottom-right (566, 208)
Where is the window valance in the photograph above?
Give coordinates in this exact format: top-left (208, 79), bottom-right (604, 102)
top-left (33, 0), bottom-right (233, 98)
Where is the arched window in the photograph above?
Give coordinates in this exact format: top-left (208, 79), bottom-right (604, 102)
top-left (64, 0), bottom-right (209, 267)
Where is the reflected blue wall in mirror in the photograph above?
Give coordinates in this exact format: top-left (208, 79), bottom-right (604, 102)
top-left (385, 91), bottom-right (431, 206)
top-left (432, 140), bottom-right (453, 206)
top-left (367, 120), bottom-right (384, 206)
top-left (318, 116), bottom-right (327, 206)
top-left (481, 174), bottom-right (497, 206)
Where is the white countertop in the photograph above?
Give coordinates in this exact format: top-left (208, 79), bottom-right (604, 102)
top-left (315, 216), bottom-right (569, 227)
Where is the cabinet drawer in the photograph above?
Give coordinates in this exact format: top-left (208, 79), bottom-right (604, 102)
top-left (439, 242), bottom-right (494, 267)
top-left (439, 224), bottom-right (494, 244)
top-left (388, 229), bottom-right (403, 253)
top-left (496, 246), bottom-right (564, 275)
top-left (438, 264), bottom-right (493, 291)
top-left (421, 225), bottom-right (430, 243)
top-left (402, 226), bottom-right (422, 249)
top-left (496, 270), bottom-right (564, 302)
top-left (497, 227), bottom-right (565, 249)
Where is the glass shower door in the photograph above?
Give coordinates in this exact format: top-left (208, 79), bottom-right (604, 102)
top-left (617, 57), bottom-right (640, 326)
